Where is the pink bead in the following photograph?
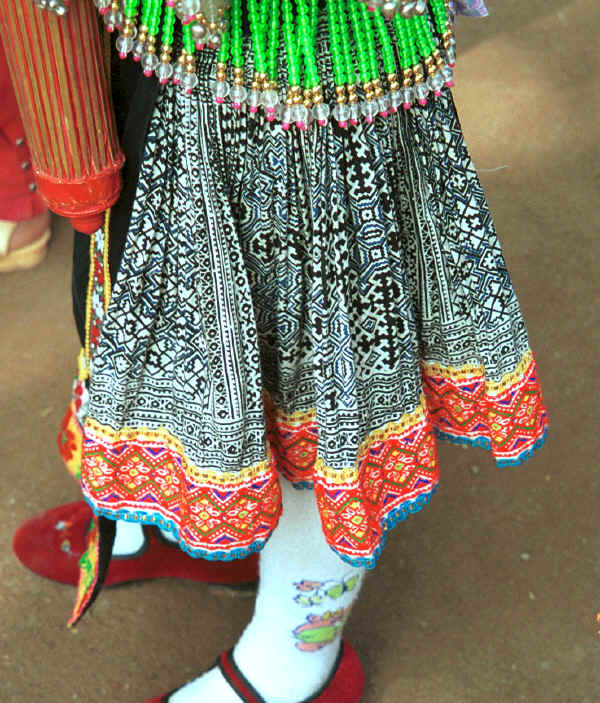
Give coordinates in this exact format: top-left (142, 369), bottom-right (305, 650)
top-left (106, 25), bottom-right (115, 33)
top-left (389, 106), bottom-right (397, 114)
top-left (166, 0), bottom-right (176, 5)
top-left (249, 106), bottom-right (258, 113)
top-left (233, 102), bottom-right (242, 110)
top-left (449, 61), bottom-right (456, 68)
top-left (133, 55), bottom-right (141, 63)
top-left (208, 43), bottom-right (216, 49)
top-left (282, 122), bottom-right (291, 130)
top-left (434, 90), bottom-right (442, 97)
top-left (216, 97), bottom-right (224, 104)
top-left (367, 4), bottom-right (375, 10)
top-left (418, 98), bottom-right (427, 106)
top-left (184, 15), bottom-right (195, 24)
top-left (119, 52), bottom-right (127, 59)
top-left (143, 69), bottom-right (153, 77)
top-left (196, 42), bottom-right (205, 50)
top-left (350, 118), bottom-right (359, 126)
top-left (266, 113), bottom-right (276, 122)
top-left (318, 119), bottom-right (327, 126)
top-left (365, 115), bottom-right (374, 124)
top-left (296, 121), bottom-right (307, 130)
top-left (172, 78), bottom-right (181, 86)
top-left (99, 7), bottom-right (109, 15)
top-left (338, 120), bottom-right (348, 128)
top-left (160, 78), bottom-right (170, 85)
top-left (380, 109), bottom-right (389, 118)
top-left (403, 103), bottom-right (411, 110)
top-left (445, 79), bottom-right (455, 87)
top-left (186, 88), bottom-right (194, 95)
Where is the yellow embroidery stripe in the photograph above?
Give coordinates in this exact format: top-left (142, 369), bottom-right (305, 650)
top-left (84, 417), bottom-right (271, 486)
top-left (422, 350), bottom-right (534, 395)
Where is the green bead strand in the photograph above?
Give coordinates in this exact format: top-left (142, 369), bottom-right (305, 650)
top-left (182, 22), bottom-right (195, 55)
top-left (411, 14), bottom-right (435, 60)
top-left (281, 0), bottom-right (301, 87)
top-left (358, 1), bottom-right (379, 81)
top-left (295, 0), bottom-right (319, 89)
top-left (266, 0), bottom-right (280, 82)
top-left (347, 0), bottom-right (370, 85)
top-left (372, 8), bottom-right (396, 78)
top-left (336, 0), bottom-right (357, 87)
top-left (325, 0), bottom-right (347, 87)
top-left (393, 15), bottom-right (418, 69)
top-left (148, 0), bottom-right (162, 36)
top-left (161, 4), bottom-right (175, 47)
top-left (248, 0), bottom-right (268, 75)
top-left (123, 0), bottom-right (140, 20)
top-left (231, 0), bottom-right (244, 69)
top-left (429, 0), bottom-right (448, 36)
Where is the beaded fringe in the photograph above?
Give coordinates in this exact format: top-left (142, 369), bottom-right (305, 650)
top-left (95, 0), bottom-right (456, 129)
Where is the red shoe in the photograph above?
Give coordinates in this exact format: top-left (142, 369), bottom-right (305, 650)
top-left (144, 639), bottom-right (364, 702)
top-left (12, 501), bottom-right (258, 588)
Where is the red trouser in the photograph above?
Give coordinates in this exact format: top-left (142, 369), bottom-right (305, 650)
top-left (0, 42), bottom-right (46, 221)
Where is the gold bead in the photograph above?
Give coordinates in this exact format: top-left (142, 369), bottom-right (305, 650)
top-left (234, 77), bottom-right (244, 86)
top-left (209, 22), bottom-right (217, 31)
top-left (233, 67), bottom-right (244, 77)
top-left (387, 73), bottom-right (397, 82)
top-left (390, 81), bottom-right (400, 91)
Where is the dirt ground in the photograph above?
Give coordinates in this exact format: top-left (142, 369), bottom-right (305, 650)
top-left (1, 1), bottom-right (599, 701)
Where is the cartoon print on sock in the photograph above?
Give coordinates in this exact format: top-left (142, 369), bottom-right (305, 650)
top-left (292, 606), bottom-right (353, 651)
top-left (293, 573), bottom-right (360, 607)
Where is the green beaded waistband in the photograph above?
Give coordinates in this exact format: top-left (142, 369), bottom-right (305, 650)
top-left (95, 0), bottom-right (456, 129)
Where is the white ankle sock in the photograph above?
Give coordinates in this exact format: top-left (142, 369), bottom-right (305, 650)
top-left (111, 519), bottom-right (178, 556)
top-left (170, 479), bottom-right (364, 703)
top-left (111, 519), bottom-right (145, 556)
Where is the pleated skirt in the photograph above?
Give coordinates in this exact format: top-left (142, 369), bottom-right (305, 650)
top-left (79, 32), bottom-right (548, 568)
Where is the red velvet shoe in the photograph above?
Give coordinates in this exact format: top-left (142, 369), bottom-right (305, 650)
top-left (12, 501), bottom-right (258, 588)
top-left (144, 639), bottom-right (364, 702)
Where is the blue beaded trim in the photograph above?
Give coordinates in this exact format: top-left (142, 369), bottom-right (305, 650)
top-left (83, 496), bottom-right (274, 562)
top-left (434, 424), bottom-right (549, 468)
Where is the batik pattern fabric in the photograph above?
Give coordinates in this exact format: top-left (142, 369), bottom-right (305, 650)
top-left (79, 36), bottom-right (547, 569)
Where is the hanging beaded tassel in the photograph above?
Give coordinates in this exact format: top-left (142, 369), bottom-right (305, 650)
top-left (89, 0), bottom-right (456, 127)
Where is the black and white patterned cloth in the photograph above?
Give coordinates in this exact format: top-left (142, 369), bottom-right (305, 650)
top-left (87, 34), bottom-right (531, 477)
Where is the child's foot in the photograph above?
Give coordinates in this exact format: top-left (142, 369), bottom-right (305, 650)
top-left (144, 640), bottom-right (364, 703)
top-left (12, 502), bottom-right (258, 587)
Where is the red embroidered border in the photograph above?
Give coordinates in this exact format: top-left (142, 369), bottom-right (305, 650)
top-left (75, 353), bottom-right (547, 567)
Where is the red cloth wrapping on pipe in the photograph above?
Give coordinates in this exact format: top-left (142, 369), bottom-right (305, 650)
top-left (0, 1), bottom-right (124, 233)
